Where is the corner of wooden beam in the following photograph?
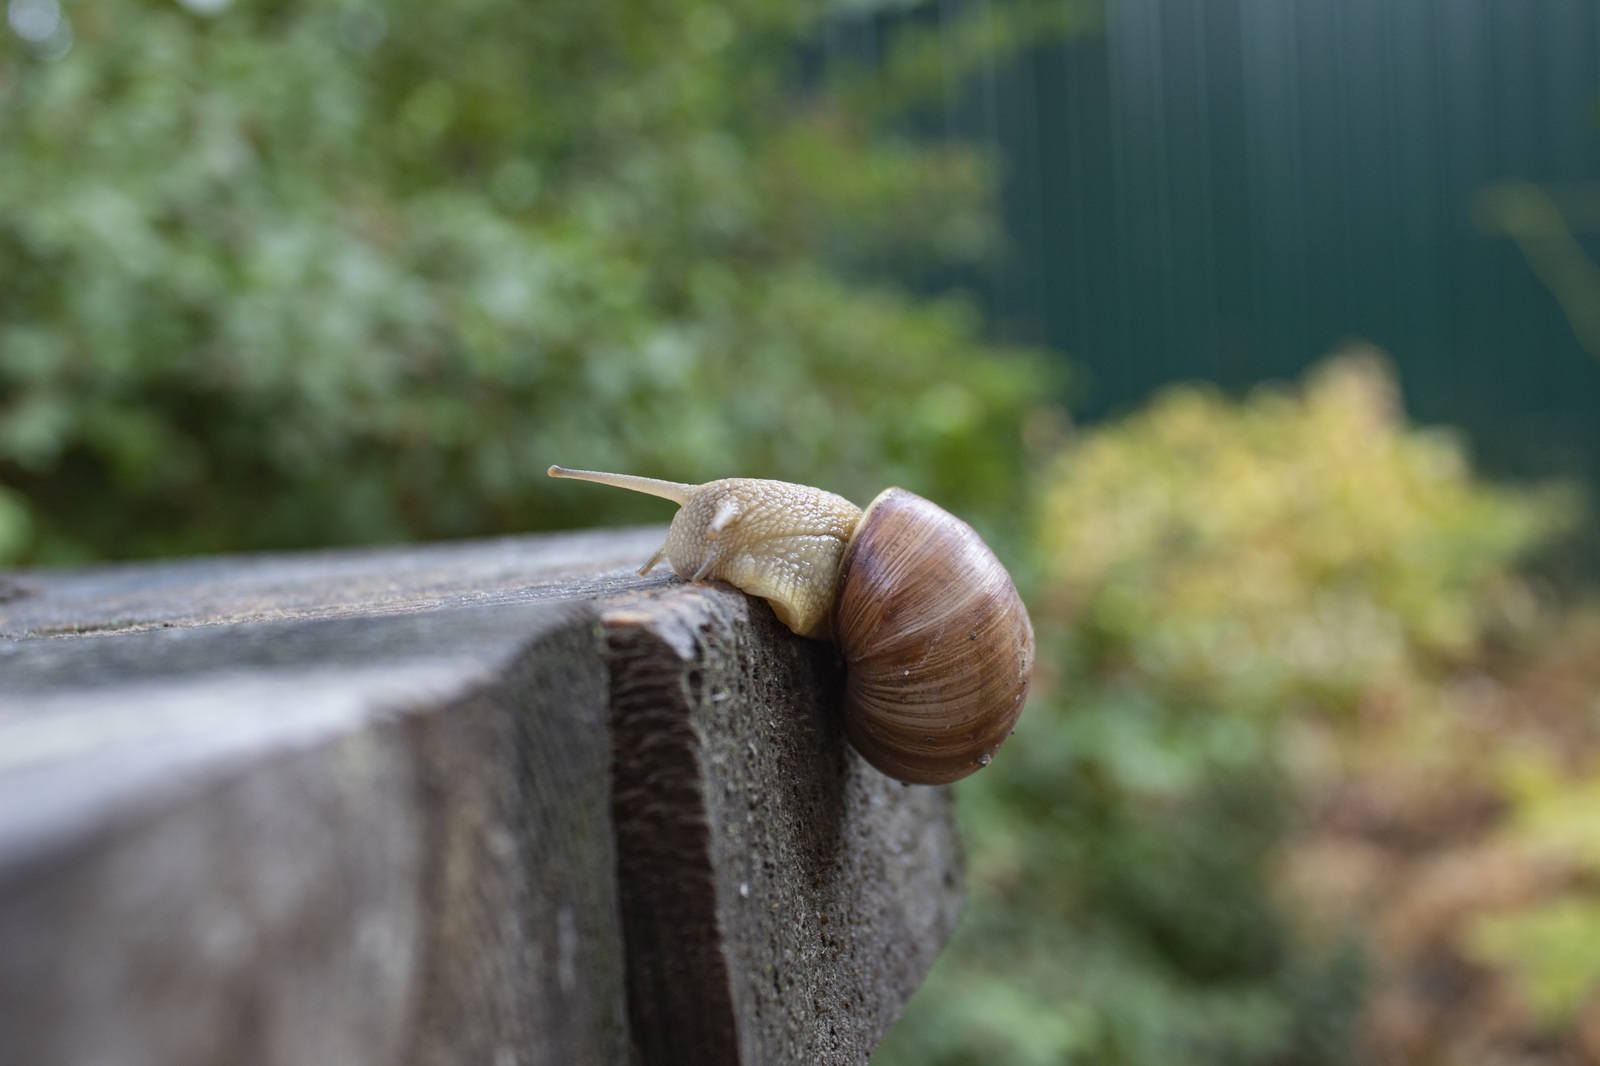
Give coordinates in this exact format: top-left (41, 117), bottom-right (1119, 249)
top-left (603, 584), bottom-right (963, 1064)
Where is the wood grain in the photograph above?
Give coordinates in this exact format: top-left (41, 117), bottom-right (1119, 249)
top-left (606, 586), bottom-right (963, 1065)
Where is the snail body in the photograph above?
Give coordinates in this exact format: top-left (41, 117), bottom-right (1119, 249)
top-left (548, 465), bottom-right (1033, 784)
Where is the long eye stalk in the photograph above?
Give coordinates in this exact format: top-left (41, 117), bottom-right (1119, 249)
top-left (547, 466), bottom-right (697, 505)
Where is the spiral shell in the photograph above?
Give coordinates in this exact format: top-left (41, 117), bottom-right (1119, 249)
top-left (833, 489), bottom-right (1033, 785)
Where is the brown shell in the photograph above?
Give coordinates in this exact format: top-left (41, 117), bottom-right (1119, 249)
top-left (833, 488), bottom-right (1034, 785)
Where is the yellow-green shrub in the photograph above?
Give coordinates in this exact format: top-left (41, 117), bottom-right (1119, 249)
top-left (1468, 751), bottom-right (1600, 1026)
top-left (1036, 353), bottom-right (1569, 718)
top-left (878, 353), bottom-right (1574, 1066)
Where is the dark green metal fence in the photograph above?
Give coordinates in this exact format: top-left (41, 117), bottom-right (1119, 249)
top-left (846, 0), bottom-right (1600, 486)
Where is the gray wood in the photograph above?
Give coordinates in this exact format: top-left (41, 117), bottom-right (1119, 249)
top-left (0, 528), bottom-right (963, 1066)
top-left (0, 560), bottom-right (637, 1066)
top-left (606, 586), bottom-right (963, 1065)
top-left (0, 527), bottom-right (667, 639)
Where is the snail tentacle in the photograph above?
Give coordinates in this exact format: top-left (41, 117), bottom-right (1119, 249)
top-left (547, 465), bottom-right (697, 504)
top-left (638, 545), bottom-right (670, 576)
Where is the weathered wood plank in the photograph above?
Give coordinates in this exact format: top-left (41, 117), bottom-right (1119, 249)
top-left (403, 606), bottom-right (626, 1066)
top-left (606, 586), bottom-right (963, 1065)
top-left (0, 528), bottom-right (963, 1066)
top-left (0, 528), bottom-right (665, 639)
top-left (1, 599), bottom-right (630, 1066)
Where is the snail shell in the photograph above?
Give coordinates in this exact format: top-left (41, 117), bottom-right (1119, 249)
top-left (834, 488), bottom-right (1032, 784)
top-left (548, 466), bottom-right (1033, 784)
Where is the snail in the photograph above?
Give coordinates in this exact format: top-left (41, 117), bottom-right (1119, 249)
top-left (548, 465), bottom-right (1033, 785)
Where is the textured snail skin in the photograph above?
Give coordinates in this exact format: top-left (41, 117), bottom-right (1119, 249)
top-left (657, 479), bottom-right (863, 640)
top-left (834, 489), bottom-right (1033, 785)
top-left (548, 466), bottom-right (1034, 784)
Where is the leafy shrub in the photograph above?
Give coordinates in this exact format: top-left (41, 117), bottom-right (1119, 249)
top-left (1035, 354), bottom-right (1566, 719)
top-left (0, 0), bottom-right (1057, 565)
top-left (877, 353), bottom-right (1571, 1066)
top-left (1466, 748), bottom-right (1600, 1028)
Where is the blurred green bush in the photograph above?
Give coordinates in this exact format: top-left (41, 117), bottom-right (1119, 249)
top-left (877, 353), bottom-right (1573, 1066)
top-left (0, 0), bottom-right (1068, 564)
top-left (1466, 743), bottom-right (1600, 1030)
top-left (1036, 355), bottom-right (1566, 720)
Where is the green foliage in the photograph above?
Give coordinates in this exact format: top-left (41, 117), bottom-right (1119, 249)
top-left (0, 0), bottom-right (1051, 564)
top-left (1466, 753), bottom-right (1600, 1026)
top-left (1034, 354), bottom-right (1572, 718)
top-left (877, 355), bottom-right (1568, 1066)
top-left (825, 0), bottom-right (1103, 127)
top-left (1470, 896), bottom-right (1600, 1028)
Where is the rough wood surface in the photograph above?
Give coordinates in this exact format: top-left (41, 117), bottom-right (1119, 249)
top-left (0, 529), bottom-right (963, 1066)
top-left (607, 588), bottom-right (963, 1064)
top-left (0, 528), bottom-right (666, 639)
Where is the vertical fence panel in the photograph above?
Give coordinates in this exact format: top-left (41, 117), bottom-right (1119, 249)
top-left (836, 0), bottom-right (1600, 487)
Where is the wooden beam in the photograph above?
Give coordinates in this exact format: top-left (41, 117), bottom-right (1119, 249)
top-left (606, 587), bottom-right (961, 1063)
top-left (0, 531), bottom-right (962, 1065)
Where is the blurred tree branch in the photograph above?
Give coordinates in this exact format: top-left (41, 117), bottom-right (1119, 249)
top-left (1475, 181), bottom-right (1600, 361)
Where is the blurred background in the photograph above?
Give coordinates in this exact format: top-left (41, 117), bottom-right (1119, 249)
top-left (4, 0), bottom-right (1600, 1062)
